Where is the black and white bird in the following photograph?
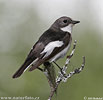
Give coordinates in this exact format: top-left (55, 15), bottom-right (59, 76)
top-left (12, 16), bottom-right (80, 78)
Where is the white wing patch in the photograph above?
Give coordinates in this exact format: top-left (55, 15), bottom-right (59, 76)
top-left (41, 41), bottom-right (64, 58)
top-left (61, 24), bottom-right (73, 33)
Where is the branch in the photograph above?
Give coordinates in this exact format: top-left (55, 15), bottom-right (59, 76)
top-left (43, 62), bottom-right (57, 100)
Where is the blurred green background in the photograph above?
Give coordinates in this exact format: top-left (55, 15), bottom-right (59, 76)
top-left (0, 0), bottom-right (103, 100)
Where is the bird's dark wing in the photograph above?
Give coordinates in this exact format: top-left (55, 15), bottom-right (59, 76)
top-left (29, 31), bottom-right (72, 71)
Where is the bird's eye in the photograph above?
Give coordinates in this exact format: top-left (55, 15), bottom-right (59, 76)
top-left (63, 20), bottom-right (68, 23)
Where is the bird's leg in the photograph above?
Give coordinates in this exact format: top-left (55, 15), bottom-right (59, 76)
top-left (53, 61), bottom-right (67, 78)
top-left (37, 67), bottom-right (44, 72)
top-left (53, 61), bottom-right (62, 70)
top-left (31, 64), bottom-right (44, 72)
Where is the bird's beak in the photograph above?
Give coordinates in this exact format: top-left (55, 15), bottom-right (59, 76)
top-left (72, 20), bottom-right (80, 24)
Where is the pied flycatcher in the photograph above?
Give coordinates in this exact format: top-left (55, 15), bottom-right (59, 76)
top-left (12, 16), bottom-right (80, 78)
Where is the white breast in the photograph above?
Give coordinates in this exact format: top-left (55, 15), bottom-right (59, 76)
top-left (49, 43), bottom-right (71, 62)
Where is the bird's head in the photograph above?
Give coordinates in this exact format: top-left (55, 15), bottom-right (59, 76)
top-left (51, 16), bottom-right (80, 33)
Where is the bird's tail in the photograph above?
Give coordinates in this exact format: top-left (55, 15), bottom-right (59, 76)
top-left (12, 59), bottom-right (34, 78)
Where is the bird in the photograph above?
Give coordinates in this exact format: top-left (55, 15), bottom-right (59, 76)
top-left (12, 16), bottom-right (80, 78)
